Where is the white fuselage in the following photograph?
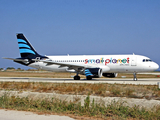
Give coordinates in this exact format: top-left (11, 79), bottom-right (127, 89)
top-left (29, 54), bottom-right (159, 73)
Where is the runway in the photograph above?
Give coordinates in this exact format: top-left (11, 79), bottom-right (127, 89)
top-left (0, 77), bottom-right (160, 85)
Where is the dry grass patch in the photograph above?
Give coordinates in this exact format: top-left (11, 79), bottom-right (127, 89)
top-left (0, 71), bottom-right (79, 78)
top-left (0, 82), bottom-right (160, 100)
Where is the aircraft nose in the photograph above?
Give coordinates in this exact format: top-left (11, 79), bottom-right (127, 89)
top-left (153, 62), bottom-right (159, 70)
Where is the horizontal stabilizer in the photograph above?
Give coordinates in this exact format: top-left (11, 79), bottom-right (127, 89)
top-left (2, 57), bottom-right (29, 62)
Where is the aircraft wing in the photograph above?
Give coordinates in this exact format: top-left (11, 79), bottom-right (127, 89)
top-left (40, 60), bottom-right (98, 69)
top-left (41, 60), bottom-right (85, 67)
top-left (40, 60), bottom-right (110, 73)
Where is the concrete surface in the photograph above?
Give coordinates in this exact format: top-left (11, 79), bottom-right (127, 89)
top-left (0, 109), bottom-right (75, 120)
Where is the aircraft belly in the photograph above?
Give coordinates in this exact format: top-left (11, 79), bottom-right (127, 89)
top-left (107, 64), bottom-right (142, 73)
top-left (108, 64), bottom-right (126, 72)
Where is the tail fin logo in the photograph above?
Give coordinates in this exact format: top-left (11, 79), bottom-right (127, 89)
top-left (17, 39), bottom-right (36, 55)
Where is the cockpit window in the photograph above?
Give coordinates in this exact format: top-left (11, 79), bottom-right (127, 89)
top-left (142, 59), bottom-right (152, 62)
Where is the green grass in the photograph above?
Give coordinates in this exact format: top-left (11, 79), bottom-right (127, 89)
top-left (0, 93), bottom-right (160, 120)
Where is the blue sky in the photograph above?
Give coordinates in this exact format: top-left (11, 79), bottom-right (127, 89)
top-left (0, 0), bottom-right (160, 70)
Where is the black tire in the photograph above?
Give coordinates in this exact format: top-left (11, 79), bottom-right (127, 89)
top-left (86, 76), bottom-right (92, 80)
top-left (133, 78), bottom-right (137, 81)
top-left (74, 76), bottom-right (80, 80)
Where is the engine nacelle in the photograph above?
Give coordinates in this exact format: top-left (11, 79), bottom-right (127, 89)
top-left (66, 68), bottom-right (76, 73)
top-left (85, 68), bottom-right (102, 78)
top-left (102, 73), bottom-right (118, 78)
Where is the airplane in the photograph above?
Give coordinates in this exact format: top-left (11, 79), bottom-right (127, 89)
top-left (3, 33), bottom-right (159, 81)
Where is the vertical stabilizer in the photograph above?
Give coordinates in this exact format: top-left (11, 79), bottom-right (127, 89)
top-left (17, 33), bottom-right (40, 58)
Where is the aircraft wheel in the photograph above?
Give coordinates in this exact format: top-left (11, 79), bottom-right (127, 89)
top-left (74, 76), bottom-right (80, 80)
top-left (86, 76), bottom-right (92, 80)
top-left (134, 78), bottom-right (137, 81)
top-left (133, 73), bottom-right (137, 81)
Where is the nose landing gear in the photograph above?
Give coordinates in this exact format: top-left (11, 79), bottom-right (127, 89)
top-left (133, 73), bottom-right (137, 81)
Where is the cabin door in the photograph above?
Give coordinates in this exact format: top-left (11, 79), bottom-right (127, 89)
top-left (35, 57), bottom-right (41, 69)
top-left (131, 57), bottom-right (137, 66)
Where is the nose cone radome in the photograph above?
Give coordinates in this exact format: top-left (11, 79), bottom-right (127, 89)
top-left (153, 62), bottom-right (159, 71)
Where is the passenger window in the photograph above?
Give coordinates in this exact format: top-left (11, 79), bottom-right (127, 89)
top-left (143, 59), bottom-right (145, 62)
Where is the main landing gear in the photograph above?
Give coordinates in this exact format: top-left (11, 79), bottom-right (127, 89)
top-left (133, 73), bottom-right (137, 81)
top-left (74, 73), bottom-right (80, 80)
top-left (74, 73), bottom-right (93, 80)
top-left (74, 75), bottom-right (93, 80)
top-left (86, 76), bottom-right (92, 80)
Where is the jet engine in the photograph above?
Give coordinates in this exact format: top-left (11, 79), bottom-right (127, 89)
top-left (85, 68), bottom-right (102, 78)
top-left (102, 73), bottom-right (118, 78)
